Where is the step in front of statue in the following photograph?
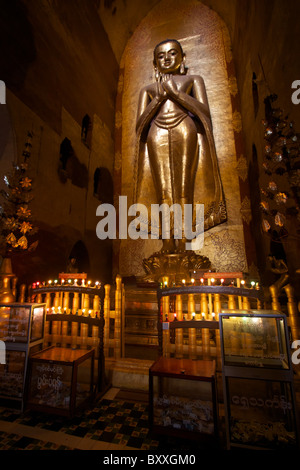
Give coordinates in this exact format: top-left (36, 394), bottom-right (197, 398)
top-left (124, 287), bottom-right (158, 350)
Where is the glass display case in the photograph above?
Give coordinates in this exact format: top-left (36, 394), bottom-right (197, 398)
top-left (0, 303), bottom-right (46, 411)
top-left (0, 350), bottom-right (26, 399)
top-left (219, 311), bottom-right (299, 449)
top-left (149, 357), bottom-right (218, 442)
top-left (26, 346), bottom-right (95, 417)
top-left (220, 312), bottom-right (289, 370)
top-left (226, 377), bottom-right (297, 449)
top-left (0, 303), bottom-right (45, 344)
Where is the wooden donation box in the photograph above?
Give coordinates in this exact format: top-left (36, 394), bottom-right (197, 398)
top-left (0, 303), bottom-right (46, 411)
top-left (149, 357), bottom-right (218, 442)
top-left (219, 311), bottom-right (299, 450)
top-left (27, 346), bottom-right (94, 417)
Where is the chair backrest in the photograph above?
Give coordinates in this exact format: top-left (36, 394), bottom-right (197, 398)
top-left (45, 312), bottom-right (105, 392)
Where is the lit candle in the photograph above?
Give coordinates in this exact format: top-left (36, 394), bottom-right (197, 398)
top-left (182, 279), bottom-right (186, 286)
top-left (88, 280), bottom-right (91, 287)
top-left (251, 281), bottom-right (255, 288)
top-left (212, 312), bottom-right (216, 320)
top-left (220, 278), bottom-right (224, 285)
top-left (82, 279), bottom-right (85, 287)
top-left (95, 281), bottom-right (100, 288)
top-left (74, 279), bottom-right (78, 286)
top-left (61, 279), bottom-right (65, 285)
top-left (191, 278), bottom-right (195, 285)
top-left (48, 280), bottom-right (52, 285)
top-left (202, 312), bottom-right (205, 320)
top-left (192, 312), bottom-right (196, 320)
top-left (68, 279), bottom-right (72, 284)
top-left (241, 279), bottom-right (245, 287)
top-left (200, 278), bottom-right (204, 285)
top-left (211, 278), bottom-right (215, 284)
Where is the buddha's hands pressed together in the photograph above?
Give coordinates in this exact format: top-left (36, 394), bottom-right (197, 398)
top-left (160, 74), bottom-right (179, 98)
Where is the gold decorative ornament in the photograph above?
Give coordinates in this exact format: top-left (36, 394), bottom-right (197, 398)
top-left (16, 206), bottom-right (31, 218)
top-left (262, 219), bottom-right (271, 232)
top-left (240, 196), bottom-right (252, 224)
top-left (6, 232), bottom-right (17, 246)
top-left (232, 110), bottom-right (242, 133)
top-left (17, 236), bottom-right (28, 249)
top-left (236, 155), bottom-right (248, 182)
top-left (142, 251), bottom-right (211, 283)
top-left (19, 221), bottom-right (32, 234)
top-left (20, 177), bottom-right (32, 188)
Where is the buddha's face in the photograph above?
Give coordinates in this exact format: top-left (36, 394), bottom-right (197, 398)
top-left (154, 40), bottom-right (184, 74)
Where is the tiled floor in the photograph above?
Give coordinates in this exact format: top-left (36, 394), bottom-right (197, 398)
top-left (0, 388), bottom-right (150, 450)
top-left (0, 388), bottom-right (214, 451)
top-left (1, 383), bottom-right (300, 452)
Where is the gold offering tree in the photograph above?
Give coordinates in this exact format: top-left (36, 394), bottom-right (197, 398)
top-left (0, 131), bottom-right (38, 256)
top-left (260, 94), bottom-right (300, 242)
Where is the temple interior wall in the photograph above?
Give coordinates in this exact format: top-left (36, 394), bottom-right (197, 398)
top-left (0, 0), bottom-right (299, 291)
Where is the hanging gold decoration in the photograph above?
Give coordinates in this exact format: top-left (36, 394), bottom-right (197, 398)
top-left (262, 219), bottom-right (271, 232)
top-left (17, 235), bottom-right (28, 249)
top-left (268, 181), bottom-right (277, 191)
top-left (16, 206), bottom-right (31, 218)
top-left (275, 212), bottom-right (285, 227)
top-left (275, 192), bottom-right (288, 204)
top-left (6, 232), bottom-right (17, 246)
top-left (4, 218), bottom-right (18, 230)
top-left (260, 201), bottom-right (269, 213)
top-left (20, 177), bottom-right (32, 189)
top-left (19, 221), bottom-right (32, 234)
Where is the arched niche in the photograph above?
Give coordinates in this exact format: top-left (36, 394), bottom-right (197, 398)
top-left (113, 0), bottom-right (255, 278)
top-left (68, 240), bottom-right (90, 274)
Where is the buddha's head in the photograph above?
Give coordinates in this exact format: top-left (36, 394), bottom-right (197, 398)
top-left (153, 39), bottom-right (186, 75)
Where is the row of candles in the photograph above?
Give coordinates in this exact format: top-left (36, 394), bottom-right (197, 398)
top-left (164, 311), bottom-right (217, 322)
top-left (32, 279), bottom-right (101, 289)
top-left (161, 278), bottom-right (260, 289)
top-left (46, 306), bottom-right (99, 317)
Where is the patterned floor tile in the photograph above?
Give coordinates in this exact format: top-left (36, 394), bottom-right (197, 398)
top-left (0, 430), bottom-right (74, 450)
top-left (0, 396), bottom-right (214, 451)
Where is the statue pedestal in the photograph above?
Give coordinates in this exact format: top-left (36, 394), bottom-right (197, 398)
top-left (142, 250), bottom-right (211, 284)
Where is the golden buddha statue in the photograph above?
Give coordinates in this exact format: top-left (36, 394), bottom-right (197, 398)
top-left (134, 39), bottom-right (226, 254)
